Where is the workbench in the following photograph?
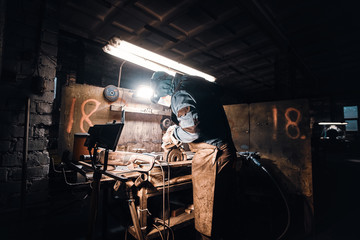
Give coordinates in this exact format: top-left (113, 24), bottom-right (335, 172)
top-left (67, 152), bottom-right (194, 240)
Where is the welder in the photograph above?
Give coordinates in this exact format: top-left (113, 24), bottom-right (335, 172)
top-left (150, 71), bottom-right (238, 240)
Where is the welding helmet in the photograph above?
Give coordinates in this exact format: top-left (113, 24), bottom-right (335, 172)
top-left (150, 71), bottom-right (174, 106)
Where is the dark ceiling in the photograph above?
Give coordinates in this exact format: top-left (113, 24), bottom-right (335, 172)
top-left (58, 0), bottom-right (360, 103)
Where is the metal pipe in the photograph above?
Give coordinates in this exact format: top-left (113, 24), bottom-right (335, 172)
top-left (21, 97), bottom-right (30, 219)
top-left (117, 60), bottom-right (126, 88)
top-left (128, 198), bottom-right (144, 240)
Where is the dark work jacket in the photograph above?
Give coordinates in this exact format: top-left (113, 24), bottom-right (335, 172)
top-left (171, 74), bottom-right (236, 150)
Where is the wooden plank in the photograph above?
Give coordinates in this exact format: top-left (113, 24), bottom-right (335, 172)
top-left (147, 213), bottom-right (194, 239)
top-left (128, 212), bottom-right (195, 240)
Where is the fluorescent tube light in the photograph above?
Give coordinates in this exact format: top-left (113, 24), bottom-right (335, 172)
top-left (318, 122), bottom-right (348, 125)
top-left (103, 37), bottom-right (216, 82)
top-left (104, 44), bottom-right (177, 76)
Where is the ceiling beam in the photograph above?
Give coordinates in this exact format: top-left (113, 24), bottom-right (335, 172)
top-left (240, 0), bottom-right (319, 85)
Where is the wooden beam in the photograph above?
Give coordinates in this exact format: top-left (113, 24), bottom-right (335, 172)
top-left (240, 0), bottom-right (319, 84)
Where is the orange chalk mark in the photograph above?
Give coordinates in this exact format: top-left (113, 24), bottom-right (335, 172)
top-left (285, 107), bottom-right (301, 139)
top-left (80, 99), bottom-right (101, 133)
top-left (118, 97), bottom-right (127, 106)
top-left (272, 105), bottom-right (278, 140)
top-left (66, 97), bottom-right (76, 133)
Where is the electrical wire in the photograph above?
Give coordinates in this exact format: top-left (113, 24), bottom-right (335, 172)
top-left (152, 223), bottom-right (165, 240)
top-left (163, 151), bottom-right (174, 239)
top-left (155, 160), bottom-right (167, 240)
top-left (167, 161), bottom-right (171, 237)
top-left (261, 165), bottom-right (290, 240)
top-left (164, 222), bottom-right (175, 240)
top-left (155, 158), bottom-right (174, 240)
top-left (156, 219), bottom-right (175, 240)
top-left (117, 60), bottom-right (126, 88)
top-left (163, 154), bottom-right (172, 238)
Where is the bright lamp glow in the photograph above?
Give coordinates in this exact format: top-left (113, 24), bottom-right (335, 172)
top-left (103, 37), bottom-right (216, 82)
top-left (318, 122), bottom-right (348, 125)
top-left (134, 85), bottom-right (154, 100)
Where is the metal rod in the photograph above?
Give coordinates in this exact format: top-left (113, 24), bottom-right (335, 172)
top-left (101, 170), bottom-right (128, 181)
top-left (128, 198), bottom-right (144, 240)
top-left (21, 97), bottom-right (30, 219)
top-left (102, 184), bottom-right (109, 240)
top-left (103, 149), bottom-right (109, 171)
top-left (117, 60), bottom-right (126, 88)
top-left (87, 168), bottom-right (102, 240)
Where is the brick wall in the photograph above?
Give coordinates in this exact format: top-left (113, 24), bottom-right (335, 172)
top-left (0, 0), bottom-right (58, 213)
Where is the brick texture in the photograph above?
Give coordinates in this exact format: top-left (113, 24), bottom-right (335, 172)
top-left (0, 0), bottom-right (58, 212)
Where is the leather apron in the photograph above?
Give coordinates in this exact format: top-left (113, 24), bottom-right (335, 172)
top-left (189, 142), bottom-right (237, 237)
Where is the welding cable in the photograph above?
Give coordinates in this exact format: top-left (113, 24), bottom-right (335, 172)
top-left (153, 223), bottom-right (165, 240)
top-left (155, 160), bottom-right (173, 240)
top-left (247, 154), bottom-right (291, 240)
top-left (165, 161), bottom-right (172, 240)
top-left (162, 152), bottom-right (173, 239)
top-left (163, 157), bottom-right (172, 236)
top-left (165, 222), bottom-right (175, 240)
top-left (167, 162), bottom-right (171, 236)
top-left (155, 160), bottom-right (168, 240)
top-left (156, 220), bottom-right (175, 240)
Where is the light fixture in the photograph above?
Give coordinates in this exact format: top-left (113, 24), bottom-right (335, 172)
top-left (318, 122), bottom-right (348, 125)
top-left (103, 37), bottom-right (216, 82)
top-left (132, 85), bottom-right (171, 107)
top-left (133, 85), bottom-right (153, 100)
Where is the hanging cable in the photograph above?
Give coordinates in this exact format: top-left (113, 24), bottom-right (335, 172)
top-left (162, 155), bottom-right (172, 238)
top-left (155, 158), bottom-right (175, 240)
top-left (117, 60), bottom-right (126, 88)
top-left (162, 151), bottom-right (174, 239)
top-left (167, 161), bottom-right (171, 237)
top-left (153, 223), bottom-right (165, 240)
top-left (156, 220), bottom-right (175, 240)
top-left (155, 160), bottom-right (168, 239)
top-left (239, 152), bottom-right (291, 240)
top-left (163, 221), bottom-right (175, 240)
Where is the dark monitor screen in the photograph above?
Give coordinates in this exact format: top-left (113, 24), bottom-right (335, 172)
top-left (84, 123), bottom-right (124, 151)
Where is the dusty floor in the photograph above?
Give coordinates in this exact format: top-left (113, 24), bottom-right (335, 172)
top-left (1, 151), bottom-right (360, 240)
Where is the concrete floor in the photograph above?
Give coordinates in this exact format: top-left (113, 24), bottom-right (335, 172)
top-left (1, 149), bottom-right (360, 240)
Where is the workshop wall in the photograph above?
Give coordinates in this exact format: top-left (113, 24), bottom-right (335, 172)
top-left (0, 0), bottom-right (58, 211)
top-left (58, 83), bottom-right (171, 161)
top-left (225, 99), bottom-right (312, 195)
top-left (224, 99), bottom-right (313, 235)
top-left (224, 97), bottom-right (360, 236)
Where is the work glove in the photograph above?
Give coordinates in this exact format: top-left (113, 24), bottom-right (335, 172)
top-left (161, 125), bottom-right (181, 150)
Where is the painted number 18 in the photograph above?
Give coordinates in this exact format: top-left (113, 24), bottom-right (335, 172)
top-left (273, 106), bottom-right (305, 140)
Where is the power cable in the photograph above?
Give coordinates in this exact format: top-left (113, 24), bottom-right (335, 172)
top-left (117, 60), bottom-right (126, 88)
top-left (152, 223), bottom-right (165, 240)
top-left (155, 160), bottom-right (168, 240)
top-left (239, 152), bottom-right (291, 240)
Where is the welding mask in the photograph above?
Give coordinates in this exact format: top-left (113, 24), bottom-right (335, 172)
top-left (150, 71), bottom-right (173, 107)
